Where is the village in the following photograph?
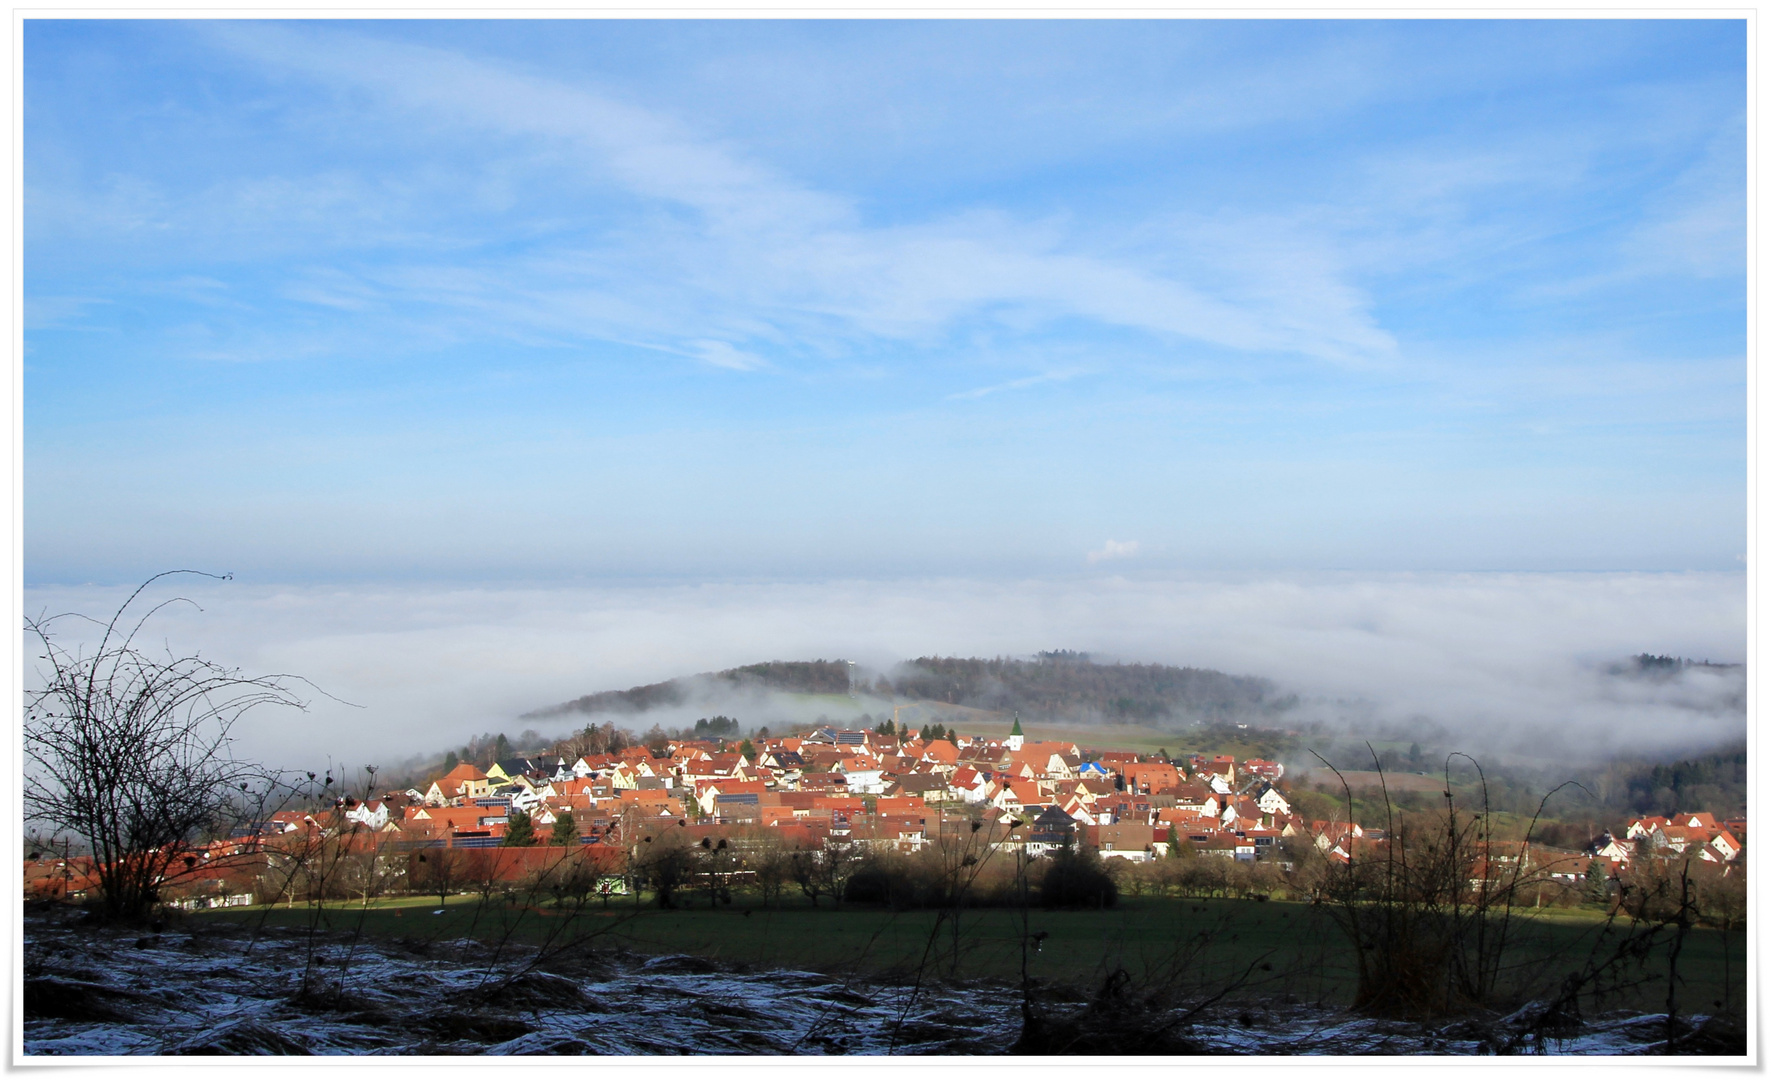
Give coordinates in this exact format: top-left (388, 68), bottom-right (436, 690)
top-left (22, 716), bottom-right (1747, 912)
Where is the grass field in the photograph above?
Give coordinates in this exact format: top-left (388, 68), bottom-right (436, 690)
top-left (1291, 770), bottom-right (1446, 792)
top-left (197, 891), bottom-right (1745, 1016)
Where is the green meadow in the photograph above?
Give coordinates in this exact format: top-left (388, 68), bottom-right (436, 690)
top-left (198, 892), bottom-right (1744, 1016)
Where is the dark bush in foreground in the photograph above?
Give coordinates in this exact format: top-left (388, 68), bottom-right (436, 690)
top-left (1039, 848), bottom-right (1118, 909)
top-left (842, 860), bottom-right (933, 907)
top-left (842, 852), bottom-right (1023, 909)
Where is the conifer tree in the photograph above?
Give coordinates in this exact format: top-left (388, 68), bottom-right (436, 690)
top-left (550, 809), bottom-right (577, 846)
top-left (1584, 858), bottom-right (1610, 903)
top-left (503, 808), bottom-right (536, 847)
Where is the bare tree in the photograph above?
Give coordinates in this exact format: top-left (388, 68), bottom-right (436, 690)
top-left (23, 571), bottom-right (309, 921)
top-left (633, 831), bottom-right (697, 909)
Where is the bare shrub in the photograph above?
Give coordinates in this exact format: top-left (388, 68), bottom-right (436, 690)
top-left (1311, 748), bottom-right (1584, 1019)
top-left (24, 573), bottom-right (311, 921)
top-left (632, 831), bottom-right (698, 909)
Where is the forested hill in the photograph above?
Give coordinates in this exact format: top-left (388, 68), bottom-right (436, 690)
top-left (526, 653), bottom-right (1288, 726)
top-left (879, 653), bottom-right (1290, 723)
top-left (524, 660), bottom-right (852, 720)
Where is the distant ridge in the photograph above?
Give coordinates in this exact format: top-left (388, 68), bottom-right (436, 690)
top-left (524, 654), bottom-right (1290, 726)
top-left (886, 655), bottom-right (1289, 723)
top-left (522, 659), bottom-right (852, 720)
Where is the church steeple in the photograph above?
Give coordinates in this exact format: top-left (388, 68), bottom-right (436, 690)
top-left (1007, 712), bottom-right (1024, 751)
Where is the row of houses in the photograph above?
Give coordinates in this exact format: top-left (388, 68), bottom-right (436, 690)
top-left (1607, 812), bottom-right (1746, 864)
top-left (23, 724), bottom-right (1742, 906)
top-left (311, 725), bottom-right (1745, 874)
top-left (369, 722), bottom-right (1305, 861)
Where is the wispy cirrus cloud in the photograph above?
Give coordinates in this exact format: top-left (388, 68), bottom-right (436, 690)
top-left (185, 23), bottom-right (1396, 372)
top-left (1621, 120), bottom-right (1746, 279)
top-left (22, 22), bottom-right (1744, 583)
top-left (23, 295), bottom-right (110, 331)
top-left (947, 369), bottom-right (1084, 401)
top-left (685, 339), bottom-right (769, 372)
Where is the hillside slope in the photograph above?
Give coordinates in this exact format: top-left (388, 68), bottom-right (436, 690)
top-left (524, 660), bottom-right (852, 720)
top-left (526, 653), bottom-right (1288, 727)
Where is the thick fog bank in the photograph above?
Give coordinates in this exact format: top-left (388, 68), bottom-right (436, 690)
top-left (20, 572), bottom-right (1745, 770)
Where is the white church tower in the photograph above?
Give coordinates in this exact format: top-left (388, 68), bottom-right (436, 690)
top-left (1006, 712), bottom-right (1024, 751)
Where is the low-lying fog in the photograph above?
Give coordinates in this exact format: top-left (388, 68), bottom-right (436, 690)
top-left (20, 571), bottom-right (1745, 773)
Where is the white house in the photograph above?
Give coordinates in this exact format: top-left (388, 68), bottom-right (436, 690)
top-left (840, 766), bottom-right (887, 796)
top-left (343, 801), bottom-right (389, 830)
top-left (1253, 784), bottom-right (1291, 817)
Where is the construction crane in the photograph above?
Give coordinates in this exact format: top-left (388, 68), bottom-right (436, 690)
top-left (892, 703), bottom-right (923, 737)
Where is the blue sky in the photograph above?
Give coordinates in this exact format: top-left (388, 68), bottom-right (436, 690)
top-left (24, 20), bottom-right (1746, 584)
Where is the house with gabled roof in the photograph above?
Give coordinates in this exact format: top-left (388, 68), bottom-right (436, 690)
top-left (343, 800), bottom-right (390, 830)
top-left (1091, 822), bottom-right (1156, 862)
top-left (918, 740), bottom-right (959, 769)
top-left (1278, 814), bottom-right (1311, 839)
top-left (1221, 797), bottom-right (1267, 831)
top-left (692, 779), bottom-right (767, 817)
top-left (949, 767), bottom-right (988, 804)
top-left (1242, 826), bottom-right (1281, 857)
top-left (1626, 816), bottom-right (1670, 841)
top-left (1312, 820), bottom-right (1363, 850)
top-left (761, 748), bottom-right (806, 771)
top-left (985, 779), bottom-right (1027, 815)
top-left (838, 757), bottom-right (886, 795)
top-left (884, 773), bottom-right (949, 803)
top-left (1156, 805), bottom-right (1214, 831)
top-left (1540, 853), bottom-right (1599, 887)
top-left (1200, 833), bottom-right (1241, 860)
top-left (1703, 830), bottom-right (1742, 862)
top-left (1171, 783), bottom-right (1220, 818)
top-left (510, 779), bottom-right (558, 812)
top-left (425, 763), bottom-right (491, 806)
top-left (1059, 794), bottom-right (1098, 826)
top-left (1650, 824), bottom-right (1701, 854)
top-left (1027, 804), bottom-right (1077, 857)
top-left (1586, 832), bottom-right (1632, 863)
top-left (1123, 762), bottom-right (1180, 795)
top-left (572, 754), bottom-right (618, 780)
top-left (1250, 782), bottom-right (1291, 817)
top-left (487, 759), bottom-right (544, 786)
top-left (850, 815), bottom-right (927, 854)
top-left (1012, 741), bottom-right (1081, 779)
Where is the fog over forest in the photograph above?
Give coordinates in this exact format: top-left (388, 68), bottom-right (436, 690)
top-left (20, 571), bottom-right (1744, 772)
